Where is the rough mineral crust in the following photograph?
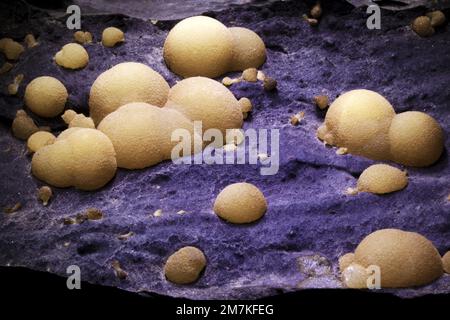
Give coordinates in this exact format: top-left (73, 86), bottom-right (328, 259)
top-left (0, 0), bottom-right (449, 299)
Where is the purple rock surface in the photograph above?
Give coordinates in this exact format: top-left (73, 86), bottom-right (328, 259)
top-left (0, 0), bottom-right (449, 299)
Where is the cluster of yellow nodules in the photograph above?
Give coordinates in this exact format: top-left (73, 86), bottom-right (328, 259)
top-left (339, 229), bottom-right (445, 288)
top-left (91, 63), bottom-right (243, 170)
top-left (163, 16), bottom-right (266, 78)
top-left (29, 61), bottom-right (244, 189)
top-left (317, 89), bottom-right (444, 167)
top-left (31, 128), bottom-right (117, 191)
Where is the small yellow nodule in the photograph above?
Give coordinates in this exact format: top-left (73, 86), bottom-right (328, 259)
top-left (74, 31), bottom-right (93, 44)
top-left (443, 251), bottom-right (450, 274)
top-left (213, 182), bottom-right (267, 224)
top-left (25, 76), bottom-right (68, 118)
top-left (54, 43), bottom-right (89, 69)
top-left (357, 164), bottom-right (408, 195)
top-left (12, 110), bottom-right (39, 140)
top-left (27, 131), bottom-right (56, 153)
top-left (412, 16), bottom-right (434, 37)
top-left (164, 246), bottom-right (206, 284)
top-left (0, 38), bottom-right (24, 60)
top-left (102, 27), bottom-right (125, 47)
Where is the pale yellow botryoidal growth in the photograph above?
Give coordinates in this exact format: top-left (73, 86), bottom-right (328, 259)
top-left (98, 102), bottom-right (199, 169)
top-left (163, 16), bottom-right (267, 78)
top-left (31, 128), bottom-right (117, 191)
top-left (62, 109), bottom-right (95, 129)
top-left (442, 251), bottom-right (450, 274)
top-left (7, 73), bottom-right (24, 95)
top-left (229, 27), bottom-right (266, 71)
top-left (37, 186), bottom-right (52, 206)
top-left (389, 111), bottom-right (444, 167)
top-left (12, 110), bottom-right (39, 140)
top-left (0, 38), bottom-right (24, 60)
top-left (0, 62), bottom-right (13, 74)
top-left (412, 16), bottom-right (435, 37)
top-left (317, 89), bottom-right (444, 167)
top-left (338, 252), bottom-right (355, 272)
top-left (341, 263), bottom-right (369, 289)
top-left (164, 246), bottom-right (207, 284)
top-left (54, 43), bottom-right (89, 69)
top-left (349, 229), bottom-right (443, 288)
top-left (239, 97), bottom-right (253, 119)
top-left (356, 164), bottom-right (408, 194)
top-left (317, 89), bottom-right (395, 160)
top-left (426, 11), bottom-right (446, 27)
top-left (24, 76), bottom-right (68, 118)
top-left (24, 34), bottom-right (39, 48)
top-left (73, 31), bottom-right (93, 44)
top-left (102, 27), bottom-right (125, 47)
top-left (166, 76), bottom-right (243, 134)
top-left (27, 131), bottom-right (56, 153)
top-left (89, 62), bottom-right (170, 124)
top-left (213, 182), bottom-right (267, 224)
top-left (164, 16), bottom-right (233, 78)
top-left (313, 95), bottom-right (329, 110)
top-left (242, 67), bottom-right (258, 82)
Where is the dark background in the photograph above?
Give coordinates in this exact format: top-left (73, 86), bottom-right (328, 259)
top-left (1, 266), bottom-right (448, 317)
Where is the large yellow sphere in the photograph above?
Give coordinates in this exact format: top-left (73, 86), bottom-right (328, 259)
top-left (31, 128), bottom-right (117, 191)
top-left (24, 76), bottom-right (68, 118)
top-left (354, 229), bottom-right (443, 288)
top-left (229, 27), bottom-right (266, 71)
top-left (318, 89), bottom-right (395, 160)
top-left (389, 111), bottom-right (444, 167)
top-left (357, 164), bottom-right (408, 194)
top-left (98, 103), bottom-right (197, 169)
top-left (54, 43), bottom-right (89, 69)
top-left (164, 247), bottom-right (207, 284)
top-left (166, 77), bottom-right (243, 134)
top-left (163, 16), bottom-right (233, 78)
top-left (213, 182), bottom-right (267, 224)
top-left (89, 62), bottom-right (169, 124)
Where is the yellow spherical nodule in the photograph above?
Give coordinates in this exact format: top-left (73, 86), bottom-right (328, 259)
top-left (163, 16), bottom-right (233, 78)
top-left (54, 43), bottom-right (89, 69)
top-left (229, 27), bottom-right (266, 71)
top-left (27, 131), bottom-right (56, 153)
top-left (389, 111), bottom-right (444, 167)
top-left (12, 110), bottom-right (39, 140)
top-left (357, 164), bottom-right (408, 194)
top-left (164, 246), bottom-right (207, 285)
top-left (338, 253), bottom-right (355, 273)
top-left (102, 27), bottom-right (125, 47)
top-left (89, 62), bottom-right (170, 124)
top-left (24, 76), bottom-right (68, 118)
top-left (98, 102), bottom-right (198, 169)
top-left (213, 182), bottom-right (267, 224)
top-left (31, 128), bottom-right (117, 191)
top-left (443, 251), bottom-right (450, 274)
top-left (318, 89), bottom-right (395, 160)
top-left (354, 229), bottom-right (443, 288)
top-left (342, 263), bottom-right (369, 289)
top-left (0, 38), bottom-right (25, 60)
top-left (167, 77), bottom-right (243, 134)
top-left (412, 16), bottom-right (434, 37)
